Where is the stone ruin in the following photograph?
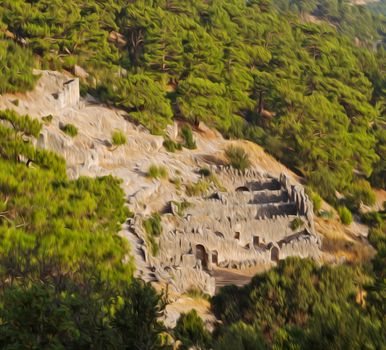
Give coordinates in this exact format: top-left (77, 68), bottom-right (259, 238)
top-left (129, 167), bottom-right (321, 295)
top-left (52, 77), bottom-right (80, 110)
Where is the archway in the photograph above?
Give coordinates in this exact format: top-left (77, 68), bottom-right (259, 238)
top-left (253, 236), bottom-right (260, 248)
top-left (215, 231), bottom-right (225, 239)
top-left (196, 244), bottom-right (208, 270)
top-left (236, 186), bottom-right (250, 192)
top-left (271, 246), bottom-right (280, 262)
top-left (212, 250), bottom-right (218, 265)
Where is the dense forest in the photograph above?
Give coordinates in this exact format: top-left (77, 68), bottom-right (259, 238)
top-left (0, 0), bottom-right (385, 348)
top-left (0, 0), bottom-right (385, 201)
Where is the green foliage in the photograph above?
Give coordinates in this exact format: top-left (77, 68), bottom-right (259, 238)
top-left (60, 123), bottom-right (78, 137)
top-left (112, 130), bottom-right (127, 147)
top-left (213, 257), bottom-right (386, 348)
top-left (290, 217), bottom-right (304, 231)
top-left (174, 310), bottom-right (212, 350)
top-left (42, 114), bottom-right (53, 124)
top-left (0, 41), bottom-right (37, 94)
top-left (180, 125), bottom-right (197, 150)
top-left (0, 0), bottom-right (384, 204)
top-left (186, 180), bottom-right (209, 197)
top-left (148, 164), bottom-right (168, 180)
top-left (311, 191), bottom-right (322, 213)
top-left (198, 167), bottom-right (212, 177)
top-left (143, 213), bottom-right (162, 256)
top-left (225, 146), bottom-right (251, 172)
top-left (338, 206), bottom-right (353, 225)
top-left (346, 179), bottom-right (376, 210)
top-left (163, 138), bottom-right (182, 152)
top-left (171, 201), bottom-right (191, 217)
top-left (214, 322), bottom-right (268, 350)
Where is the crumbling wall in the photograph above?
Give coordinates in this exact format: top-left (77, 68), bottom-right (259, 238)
top-left (53, 78), bottom-right (80, 109)
top-left (132, 168), bottom-right (321, 295)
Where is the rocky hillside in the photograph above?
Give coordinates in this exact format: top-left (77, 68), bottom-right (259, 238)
top-left (0, 70), bottom-right (375, 298)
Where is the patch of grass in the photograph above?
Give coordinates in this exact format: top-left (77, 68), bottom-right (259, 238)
top-left (338, 206), bottom-right (353, 226)
top-left (180, 125), bottom-right (197, 150)
top-left (42, 115), bottom-right (53, 125)
top-left (208, 174), bottom-right (227, 192)
top-left (147, 164), bottom-right (168, 180)
top-left (171, 201), bottom-right (191, 216)
top-left (170, 177), bottom-right (182, 190)
top-left (60, 123), bottom-right (78, 137)
top-left (163, 138), bottom-right (182, 152)
top-left (143, 213), bottom-right (162, 256)
top-left (112, 130), bottom-right (127, 146)
top-left (11, 99), bottom-right (19, 106)
top-left (225, 145), bottom-right (251, 172)
top-left (185, 288), bottom-right (211, 301)
top-left (319, 210), bottom-right (334, 220)
top-left (290, 217), bottom-right (304, 231)
top-left (186, 180), bottom-right (209, 197)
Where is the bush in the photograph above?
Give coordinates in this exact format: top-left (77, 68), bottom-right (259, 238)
top-left (143, 213), bottom-right (162, 256)
top-left (346, 179), bottom-right (376, 210)
top-left (225, 146), bottom-right (251, 172)
top-left (186, 180), bottom-right (209, 197)
top-left (147, 164), bottom-right (168, 179)
top-left (361, 211), bottom-right (384, 228)
top-left (174, 310), bottom-right (212, 350)
top-left (310, 191), bottom-right (322, 213)
top-left (198, 167), bottom-right (211, 177)
top-left (163, 138), bottom-right (182, 152)
top-left (42, 115), bottom-right (53, 124)
top-left (60, 123), bottom-right (78, 137)
top-left (112, 130), bottom-right (127, 146)
top-left (290, 217), bottom-right (304, 231)
top-left (338, 206), bottom-right (353, 225)
top-left (180, 125), bottom-right (197, 150)
top-left (171, 201), bottom-right (191, 216)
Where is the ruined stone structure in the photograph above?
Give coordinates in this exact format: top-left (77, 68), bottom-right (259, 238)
top-left (52, 78), bottom-right (80, 110)
top-left (130, 167), bottom-right (321, 295)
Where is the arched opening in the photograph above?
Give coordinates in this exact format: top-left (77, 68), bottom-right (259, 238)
top-left (212, 250), bottom-right (218, 265)
top-left (215, 231), bottom-right (225, 239)
top-left (234, 232), bottom-right (240, 240)
top-left (253, 236), bottom-right (260, 248)
top-left (271, 246), bottom-right (280, 262)
top-left (236, 186), bottom-right (250, 192)
top-left (196, 244), bottom-right (208, 270)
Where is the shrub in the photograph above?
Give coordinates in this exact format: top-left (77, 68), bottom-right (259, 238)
top-left (171, 201), bottom-right (191, 216)
top-left (170, 177), bottom-right (182, 190)
top-left (174, 310), bottom-right (212, 350)
top-left (60, 123), bottom-right (78, 137)
top-left (338, 206), bottom-right (353, 225)
top-left (186, 180), bottom-right (209, 197)
top-left (346, 179), bottom-right (376, 210)
top-left (147, 164), bottom-right (168, 179)
top-left (112, 130), bottom-right (127, 146)
top-left (309, 190), bottom-right (322, 213)
top-left (143, 213), bottom-right (162, 256)
top-left (290, 217), bottom-right (304, 231)
top-left (361, 211), bottom-right (384, 228)
top-left (225, 146), bottom-right (251, 172)
top-left (180, 125), bottom-right (197, 149)
top-left (163, 138), bottom-right (182, 152)
top-left (198, 167), bottom-right (211, 177)
top-left (42, 115), bottom-right (53, 124)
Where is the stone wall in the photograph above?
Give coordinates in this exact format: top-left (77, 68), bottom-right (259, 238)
top-left (130, 167), bottom-right (321, 295)
top-left (53, 78), bottom-right (80, 110)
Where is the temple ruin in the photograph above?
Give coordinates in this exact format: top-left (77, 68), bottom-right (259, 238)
top-left (130, 167), bottom-right (321, 295)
